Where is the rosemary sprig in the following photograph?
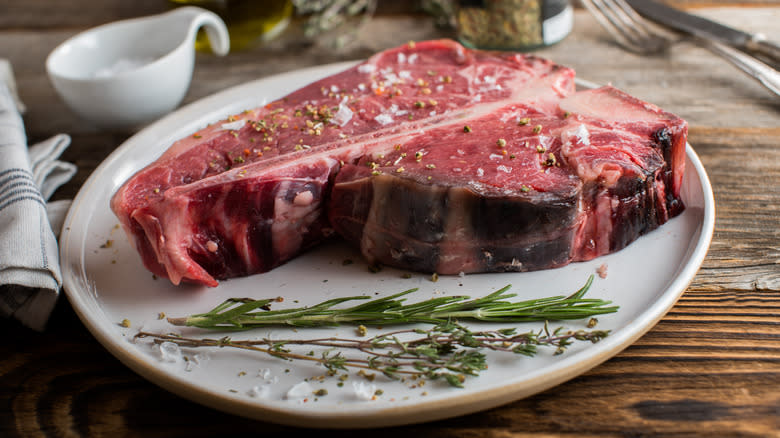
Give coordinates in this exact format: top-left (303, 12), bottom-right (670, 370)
top-left (136, 320), bottom-right (610, 387)
top-left (168, 275), bottom-right (616, 330)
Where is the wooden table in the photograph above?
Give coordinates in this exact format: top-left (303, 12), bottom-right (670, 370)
top-left (1, 1), bottom-right (778, 436)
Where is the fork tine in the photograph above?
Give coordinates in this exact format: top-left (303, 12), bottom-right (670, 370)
top-left (581, 0), bottom-right (670, 54)
top-left (611, 0), bottom-right (671, 50)
top-left (581, 0), bottom-right (646, 53)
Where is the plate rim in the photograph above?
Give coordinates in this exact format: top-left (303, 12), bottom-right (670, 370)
top-left (59, 61), bottom-right (716, 429)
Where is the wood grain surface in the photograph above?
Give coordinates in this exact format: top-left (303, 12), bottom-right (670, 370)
top-left (1, 1), bottom-right (778, 437)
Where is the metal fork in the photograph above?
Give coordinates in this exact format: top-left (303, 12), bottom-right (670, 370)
top-left (580, 0), bottom-right (780, 97)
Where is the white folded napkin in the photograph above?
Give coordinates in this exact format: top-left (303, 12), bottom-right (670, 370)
top-left (0, 60), bottom-right (76, 331)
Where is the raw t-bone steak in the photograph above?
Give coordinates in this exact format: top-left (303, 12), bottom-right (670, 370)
top-left (111, 39), bottom-right (686, 287)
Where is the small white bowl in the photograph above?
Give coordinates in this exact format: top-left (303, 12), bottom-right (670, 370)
top-left (46, 6), bottom-right (229, 129)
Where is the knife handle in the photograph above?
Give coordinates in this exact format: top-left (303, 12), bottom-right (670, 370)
top-left (703, 39), bottom-right (780, 98)
top-left (745, 34), bottom-right (780, 66)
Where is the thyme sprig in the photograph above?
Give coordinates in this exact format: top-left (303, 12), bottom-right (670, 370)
top-left (136, 321), bottom-right (610, 387)
top-left (168, 275), bottom-right (616, 330)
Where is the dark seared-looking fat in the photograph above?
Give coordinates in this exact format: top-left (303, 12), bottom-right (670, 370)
top-left (329, 84), bottom-right (687, 275)
top-left (111, 39), bottom-right (686, 287)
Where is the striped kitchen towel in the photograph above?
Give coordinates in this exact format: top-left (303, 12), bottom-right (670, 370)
top-left (0, 64), bottom-right (76, 331)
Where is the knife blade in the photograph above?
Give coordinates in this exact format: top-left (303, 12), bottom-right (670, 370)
top-left (625, 0), bottom-right (780, 65)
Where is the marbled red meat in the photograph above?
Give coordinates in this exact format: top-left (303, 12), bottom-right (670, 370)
top-left (330, 86), bottom-right (686, 274)
top-left (110, 39), bottom-right (685, 287)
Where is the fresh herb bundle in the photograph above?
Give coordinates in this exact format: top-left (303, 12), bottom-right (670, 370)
top-left (167, 275), bottom-right (616, 330)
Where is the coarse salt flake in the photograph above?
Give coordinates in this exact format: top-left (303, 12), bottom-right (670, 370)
top-left (285, 381), bottom-right (313, 401)
top-left (375, 113), bottom-right (394, 125)
top-left (220, 120), bottom-right (245, 131)
top-left (357, 64), bottom-right (376, 74)
top-left (247, 384), bottom-right (272, 398)
top-left (574, 124), bottom-right (590, 146)
top-left (352, 381), bottom-right (377, 401)
top-left (159, 341), bottom-right (181, 363)
top-left (332, 102), bottom-right (353, 127)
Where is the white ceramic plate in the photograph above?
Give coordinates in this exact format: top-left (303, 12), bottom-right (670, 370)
top-left (60, 62), bottom-right (715, 429)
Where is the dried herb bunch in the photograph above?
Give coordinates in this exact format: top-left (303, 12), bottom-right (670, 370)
top-left (137, 320), bottom-right (610, 387)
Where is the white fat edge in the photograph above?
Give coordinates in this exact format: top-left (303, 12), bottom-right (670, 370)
top-left (233, 222), bottom-right (255, 277)
top-left (398, 70), bottom-right (413, 81)
top-left (476, 168), bottom-right (484, 177)
top-left (497, 165), bottom-right (512, 173)
top-left (352, 381), bottom-right (377, 401)
top-left (271, 180), bottom-right (305, 257)
top-left (357, 83), bottom-right (367, 92)
top-left (489, 153), bottom-right (504, 160)
top-left (397, 52), bottom-right (407, 64)
top-left (408, 53), bottom-right (419, 64)
top-left (220, 120), bottom-right (246, 131)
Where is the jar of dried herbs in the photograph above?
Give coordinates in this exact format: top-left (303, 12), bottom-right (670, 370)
top-left (455, 0), bottom-right (572, 51)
